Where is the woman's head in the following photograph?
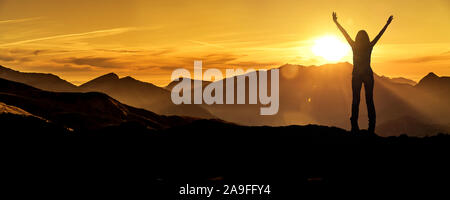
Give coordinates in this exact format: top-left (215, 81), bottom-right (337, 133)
top-left (355, 30), bottom-right (370, 48)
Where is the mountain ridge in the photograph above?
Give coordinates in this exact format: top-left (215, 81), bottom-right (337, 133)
top-left (78, 72), bottom-right (214, 119)
top-left (0, 64), bottom-right (448, 136)
top-left (0, 65), bottom-right (78, 92)
top-left (0, 77), bottom-right (198, 132)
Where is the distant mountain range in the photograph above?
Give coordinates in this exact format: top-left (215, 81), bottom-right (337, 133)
top-left (0, 65), bottom-right (77, 92)
top-left (0, 77), bottom-right (199, 135)
top-left (77, 72), bottom-right (214, 119)
top-left (386, 76), bottom-right (417, 86)
top-left (162, 63), bottom-right (449, 136)
top-left (0, 65), bottom-right (213, 119)
top-left (1, 64), bottom-right (448, 136)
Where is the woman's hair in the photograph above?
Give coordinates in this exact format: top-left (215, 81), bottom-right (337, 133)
top-left (355, 30), bottom-right (370, 48)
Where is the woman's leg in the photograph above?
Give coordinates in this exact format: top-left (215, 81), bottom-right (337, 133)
top-left (351, 76), bottom-right (363, 132)
top-left (364, 75), bottom-right (376, 133)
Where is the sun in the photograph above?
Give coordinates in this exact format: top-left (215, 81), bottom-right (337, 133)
top-left (312, 35), bottom-right (351, 62)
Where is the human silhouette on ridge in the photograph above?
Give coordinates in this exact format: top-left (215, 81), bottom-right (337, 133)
top-left (333, 12), bottom-right (393, 133)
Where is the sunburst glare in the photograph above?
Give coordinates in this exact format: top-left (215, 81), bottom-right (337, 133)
top-left (312, 35), bottom-right (351, 62)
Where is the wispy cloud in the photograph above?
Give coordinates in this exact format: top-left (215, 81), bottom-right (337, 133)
top-left (0, 27), bottom-right (138, 47)
top-left (53, 56), bottom-right (126, 69)
top-left (95, 48), bottom-right (175, 56)
top-left (187, 40), bottom-right (225, 48)
top-left (0, 17), bottom-right (42, 24)
top-left (177, 53), bottom-right (280, 69)
top-left (393, 51), bottom-right (450, 63)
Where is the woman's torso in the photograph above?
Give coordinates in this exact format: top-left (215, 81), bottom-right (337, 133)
top-left (352, 45), bottom-right (373, 76)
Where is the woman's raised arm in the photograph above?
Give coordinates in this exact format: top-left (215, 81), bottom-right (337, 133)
top-left (333, 12), bottom-right (354, 47)
top-left (371, 15), bottom-right (393, 46)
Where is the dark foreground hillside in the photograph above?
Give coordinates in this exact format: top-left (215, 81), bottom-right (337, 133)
top-left (2, 114), bottom-right (449, 198)
top-left (1, 77), bottom-right (449, 197)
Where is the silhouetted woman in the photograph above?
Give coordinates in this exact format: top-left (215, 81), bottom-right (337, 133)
top-left (333, 12), bottom-right (393, 133)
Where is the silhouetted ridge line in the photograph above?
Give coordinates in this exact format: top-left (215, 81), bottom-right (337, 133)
top-left (80, 72), bottom-right (119, 87)
top-left (0, 64), bottom-right (448, 136)
top-left (0, 65), bottom-right (77, 92)
top-left (0, 77), bottom-right (197, 132)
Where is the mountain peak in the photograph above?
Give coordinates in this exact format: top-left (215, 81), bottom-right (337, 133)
top-left (424, 72), bottom-right (438, 79)
top-left (99, 73), bottom-right (119, 80)
top-left (91, 72), bottom-right (119, 82)
top-left (80, 73), bottom-right (119, 88)
top-left (418, 72), bottom-right (439, 86)
top-left (120, 76), bottom-right (136, 81)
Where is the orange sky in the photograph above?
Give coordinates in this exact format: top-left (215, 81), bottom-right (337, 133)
top-left (0, 0), bottom-right (449, 86)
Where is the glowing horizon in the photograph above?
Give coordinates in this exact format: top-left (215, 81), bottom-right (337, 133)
top-left (0, 0), bottom-right (448, 86)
